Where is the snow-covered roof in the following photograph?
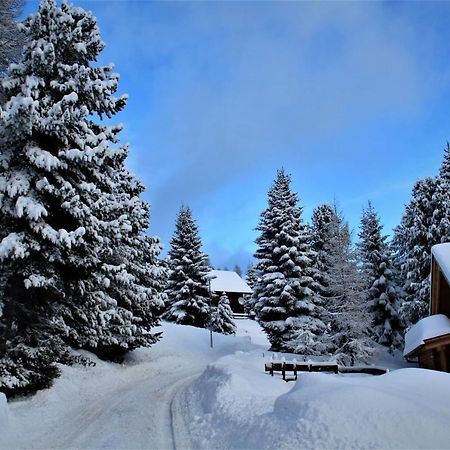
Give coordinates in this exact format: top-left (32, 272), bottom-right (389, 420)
top-left (432, 243), bottom-right (450, 285)
top-left (208, 270), bottom-right (253, 294)
top-left (404, 314), bottom-right (450, 357)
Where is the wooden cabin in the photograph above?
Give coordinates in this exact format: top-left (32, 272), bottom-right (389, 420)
top-left (208, 270), bottom-right (253, 315)
top-left (404, 243), bottom-right (450, 372)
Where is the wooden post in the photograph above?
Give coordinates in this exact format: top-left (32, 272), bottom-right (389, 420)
top-left (438, 346), bottom-right (448, 372)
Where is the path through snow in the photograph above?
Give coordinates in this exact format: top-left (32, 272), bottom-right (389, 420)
top-left (2, 322), bottom-right (257, 449)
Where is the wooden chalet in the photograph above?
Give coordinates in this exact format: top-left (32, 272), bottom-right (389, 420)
top-left (404, 243), bottom-right (450, 372)
top-left (208, 270), bottom-right (253, 315)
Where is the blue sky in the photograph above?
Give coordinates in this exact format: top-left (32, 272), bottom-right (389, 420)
top-left (23, 1), bottom-right (450, 269)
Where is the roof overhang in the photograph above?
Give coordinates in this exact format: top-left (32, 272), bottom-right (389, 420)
top-left (404, 314), bottom-right (450, 357)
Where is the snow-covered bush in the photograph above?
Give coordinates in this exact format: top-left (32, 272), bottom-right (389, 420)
top-left (211, 293), bottom-right (236, 335)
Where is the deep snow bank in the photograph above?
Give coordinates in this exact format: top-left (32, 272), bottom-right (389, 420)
top-left (185, 356), bottom-right (450, 449)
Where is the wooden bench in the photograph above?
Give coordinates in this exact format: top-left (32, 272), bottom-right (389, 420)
top-left (282, 362), bottom-right (297, 381)
top-left (265, 361), bottom-right (310, 381)
top-left (265, 361), bottom-right (388, 379)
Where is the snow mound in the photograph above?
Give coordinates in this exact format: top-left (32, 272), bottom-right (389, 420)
top-left (186, 352), bottom-right (450, 449)
top-left (404, 314), bottom-right (450, 357)
top-left (250, 369), bottom-right (450, 449)
top-left (183, 349), bottom-right (291, 448)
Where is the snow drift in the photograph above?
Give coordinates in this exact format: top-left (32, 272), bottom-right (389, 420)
top-left (184, 357), bottom-right (450, 449)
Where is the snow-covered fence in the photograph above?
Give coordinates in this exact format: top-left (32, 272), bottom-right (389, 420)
top-left (265, 360), bottom-right (387, 381)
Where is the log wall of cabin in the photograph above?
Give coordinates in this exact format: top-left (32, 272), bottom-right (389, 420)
top-left (418, 345), bottom-right (450, 373)
top-left (431, 259), bottom-right (450, 317)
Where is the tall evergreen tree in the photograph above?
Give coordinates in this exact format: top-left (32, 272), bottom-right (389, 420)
top-left (392, 177), bottom-right (439, 327)
top-left (245, 264), bottom-right (259, 289)
top-left (436, 143), bottom-right (450, 243)
top-left (252, 169), bottom-right (326, 354)
top-left (211, 292), bottom-right (236, 335)
top-left (0, 0), bottom-right (164, 395)
top-left (310, 204), bottom-right (338, 297)
top-left (393, 145), bottom-right (450, 329)
top-left (319, 212), bottom-right (372, 363)
top-left (0, 0), bottom-right (24, 74)
top-left (242, 264), bottom-right (258, 317)
top-left (164, 206), bottom-right (211, 327)
top-left (358, 202), bottom-right (402, 348)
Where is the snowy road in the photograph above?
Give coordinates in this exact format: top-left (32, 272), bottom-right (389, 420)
top-left (2, 321), bottom-right (262, 449)
top-left (2, 322), bottom-right (244, 450)
top-left (54, 366), bottom-right (202, 449)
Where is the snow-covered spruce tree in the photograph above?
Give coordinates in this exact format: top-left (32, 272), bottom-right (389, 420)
top-left (435, 143), bottom-right (450, 244)
top-left (310, 204), bottom-right (338, 298)
top-left (392, 145), bottom-right (450, 329)
top-left (324, 217), bottom-right (373, 364)
top-left (164, 206), bottom-right (211, 327)
top-left (252, 169), bottom-right (327, 354)
top-left (245, 264), bottom-right (259, 289)
top-left (211, 292), bottom-right (236, 335)
top-left (357, 202), bottom-right (402, 348)
top-left (242, 263), bottom-right (259, 317)
top-left (0, 0), bottom-right (164, 395)
top-left (392, 177), bottom-right (439, 327)
top-left (0, 0), bottom-right (25, 74)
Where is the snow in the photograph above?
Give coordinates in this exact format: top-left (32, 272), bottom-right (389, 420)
top-left (209, 270), bottom-right (253, 294)
top-left (432, 242), bottom-right (450, 284)
top-left (404, 313), bottom-right (450, 357)
top-left (0, 232), bottom-right (28, 260)
top-left (0, 393), bottom-right (8, 425)
top-left (1, 320), bottom-right (449, 449)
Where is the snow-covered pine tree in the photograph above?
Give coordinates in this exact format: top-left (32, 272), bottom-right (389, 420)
top-left (310, 204), bottom-right (337, 297)
top-left (392, 177), bottom-right (439, 327)
top-left (0, 0), bottom-right (24, 74)
top-left (164, 206), bottom-right (211, 327)
top-left (357, 202), bottom-right (403, 348)
top-left (245, 264), bottom-right (259, 289)
top-left (436, 143), bottom-right (450, 244)
top-left (313, 206), bottom-right (372, 364)
top-left (252, 169), bottom-right (327, 354)
top-left (392, 145), bottom-right (450, 329)
top-left (243, 264), bottom-right (259, 317)
top-left (211, 292), bottom-right (236, 335)
top-left (0, 0), bottom-right (164, 395)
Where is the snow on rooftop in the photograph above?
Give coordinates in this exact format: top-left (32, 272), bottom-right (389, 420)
top-left (208, 270), bottom-right (253, 294)
top-left (432, 243), bottom-right (450, 285)
top-left (404, 314), bottom-right (450, 357)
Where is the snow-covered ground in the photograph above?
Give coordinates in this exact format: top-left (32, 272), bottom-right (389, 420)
top-left (1, 319), bottom-right (450, 449)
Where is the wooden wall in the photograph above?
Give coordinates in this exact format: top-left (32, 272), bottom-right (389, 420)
top-left (431, 259), bottom-right (450, 317)
top-left (418, 346), bottom-right (450, 372)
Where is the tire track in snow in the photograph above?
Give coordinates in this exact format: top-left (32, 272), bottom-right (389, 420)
top-left (170, 373), bottom-right (201, 449)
